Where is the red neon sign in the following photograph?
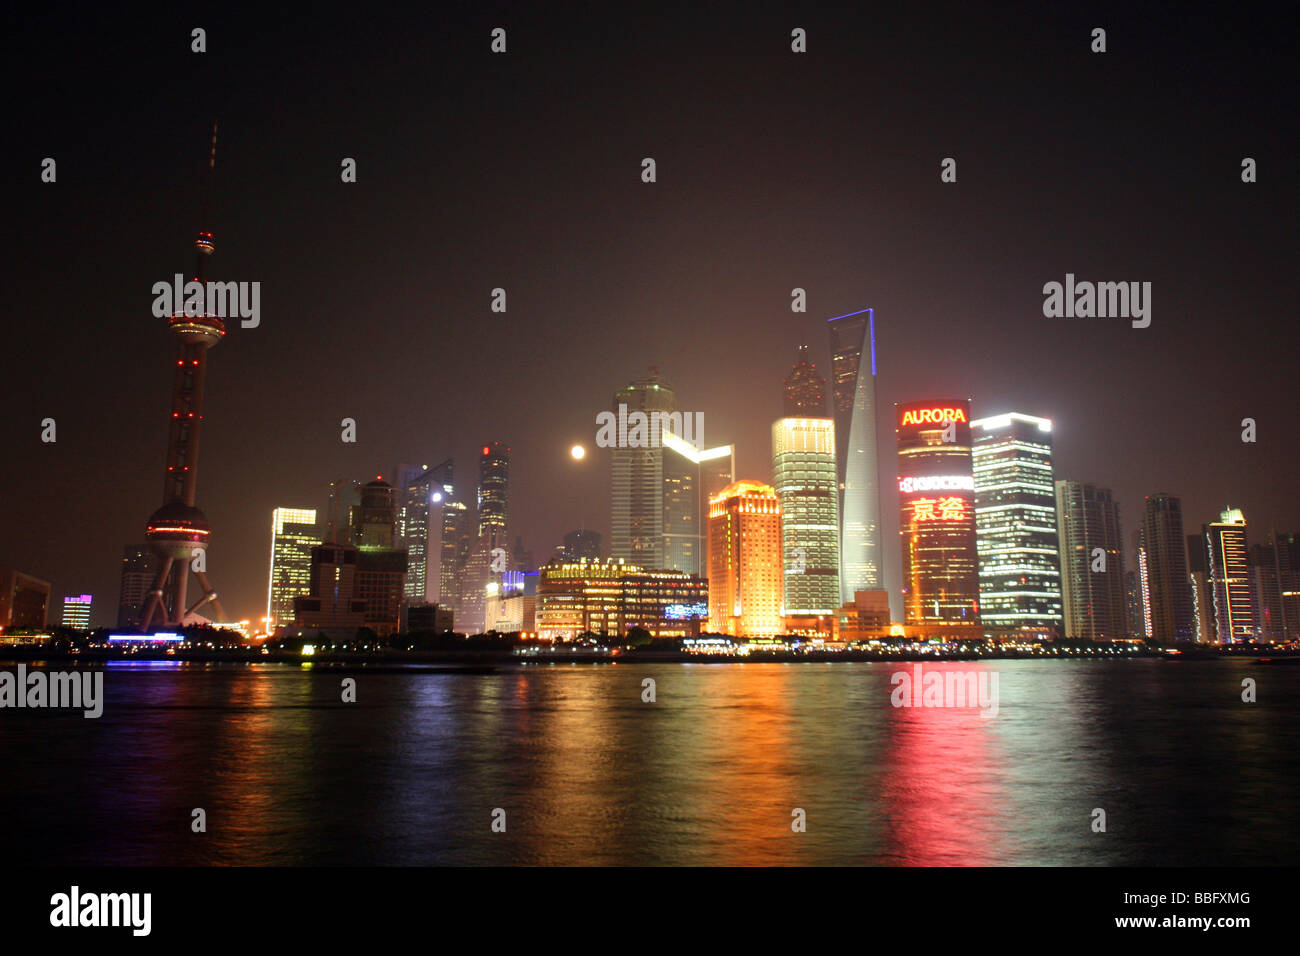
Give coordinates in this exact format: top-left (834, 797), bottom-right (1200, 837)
top-left (900, 407), bottom-right (968, 427)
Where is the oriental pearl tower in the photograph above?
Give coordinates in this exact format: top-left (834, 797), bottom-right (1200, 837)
top-left (139, 122), bottom-right (228, 630)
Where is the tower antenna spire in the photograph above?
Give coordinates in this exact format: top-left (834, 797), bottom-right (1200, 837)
top-left (194, 119), bottom-right (218, 280)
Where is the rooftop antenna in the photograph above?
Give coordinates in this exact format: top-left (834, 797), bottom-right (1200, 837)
top-left (193, 119), bottom-right (218, 281)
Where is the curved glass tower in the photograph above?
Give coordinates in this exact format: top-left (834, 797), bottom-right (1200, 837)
top-left (828, 310), bottom-right (882, 603)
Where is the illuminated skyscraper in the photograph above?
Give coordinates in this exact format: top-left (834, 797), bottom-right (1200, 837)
top-left (477, 443), bottom-right (509, 542)
top-left (439, 498), bottom-right (471, 623)
top-left (896, 400), bottom-right (979, 626)
top-left (772, 418), bottom-right (840, 615)
top-left (1054, 481), bottom-right (1127, 640)
top-left (1135, 528), bottom-right (1152, 638)
top-left (828, 310), bottom-right (882, 603)
top-left (1142, 493), bottom-right (1196, 642)
top-left (971, 413), bottom-right (1063, 637)
top-left (396, 459), bottom-right (453, 604)
top-left (459, 443), bottom-right (512, 634)
top-left (266, 507), bottom-right (318, 630)
top-left (1204, 507), bottom-right (1255, 643)
top-left (61, 594), bottom-right (92, 630)
top-left (1187, 532), bottom-right (1215, 643)
top-left (663, 430), bottom-right (735, 576)
top-left (610, 370), bottom-right (678, 569)
top-left (707, 480), bottom-right (784, 636)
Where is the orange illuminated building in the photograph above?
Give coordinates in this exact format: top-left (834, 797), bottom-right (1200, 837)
top-left (707, 480), bottom-right (784, 636)
top-left (896, 399), bottom-right (980, 626)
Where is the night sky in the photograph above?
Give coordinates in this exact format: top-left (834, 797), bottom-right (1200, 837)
top-left (5, 4), bottom-right (1296, 626)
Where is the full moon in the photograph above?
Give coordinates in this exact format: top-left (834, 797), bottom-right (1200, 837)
top-left (570, 444), bottom-right (586, 460)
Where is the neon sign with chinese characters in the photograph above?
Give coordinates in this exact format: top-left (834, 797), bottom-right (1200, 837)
top-left (907, 497), bottom-right (967, 522)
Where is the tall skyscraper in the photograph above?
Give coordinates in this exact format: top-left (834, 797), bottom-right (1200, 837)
top-left (610, 370), bottom-right (678, 569)
top-left (477, 442), bottom-right (510, 542)
top-left (1249, 532), bottom-right (1300, 641)
top-left (783, 343), bottom-right (827, 416)
top-left (61, 595), bottom-right (92, 630)
top-left (349, 478), bottom-right (408, 635)
top-left (707, 480), bottom-right (784, 636)
top-left (1054, 482), bottom-right (1127, 640)
top-left (1124, 569), bottom-right (1144, 639)
top-left (662, 430), bottom-right (735, 576)
top-left (440, 497), bottom-right (471, 624)
top-left (118, 545), bottom-right (165, 629)
top-left (829, 309), bottom-right (882, 603)
top-left (1135, 528), bottom-right (1152, 638)
top-left (266, 507), bottom-right (318, 630)
top-left (772, 417), bottom-right (840, 615)
top-left (396, 459), bottom-right (453, 605)
top-left (896, 400), bottom-right (980, 626)
top-left (1204, 507), bottom-right (1255, 643)
top-left (459, 443), bottom-right (512, 634)
top-left (971, 413), bottom-right (1063, 637)
top-left (139, 125), bottom-right (227, 630)
top-left (1187, 532), bottom-right (1215, 643)
top-left (1142, 493), bottom-right (1196, 642)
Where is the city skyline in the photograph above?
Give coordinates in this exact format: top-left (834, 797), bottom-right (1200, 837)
top-left (5, 7), bottom-right (1295, 627)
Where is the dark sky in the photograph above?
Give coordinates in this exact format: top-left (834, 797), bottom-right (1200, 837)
top-left (4, 3), bottom-right (1296, 626)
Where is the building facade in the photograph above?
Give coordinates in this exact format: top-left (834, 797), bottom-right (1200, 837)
top-left (1142, 493), bottom-right (1196, 642)
top-left (1054, 482), bottom-right (1128, 640)
top-left (61, 594), bottom-right (92, 630)
top-left (266, 507), bottom-right (318, 631)
top-left (707, 480), bottom-right (784, 637)
top-left (896, 400), bottom-right (980, 626)
top-left (971, 413), bottom-right (1063, 638)
top-left (350, 479), bottom-right (408, 636)
top-left (663, 430), bottom-right (735, 577)
top-left (610, 371), bottom-right (677, 569)
top-left (829, 310), bottom-right (883, 602)
top-left (0, 569), bottom-right (50, 630)
top-left (771, 417), bottom-right (840, 615)
top-left (536, 559), bottom-right (707, 640)
top-left (118, 545), bottom-right (164, 629)
top-left (1204, 507), bottom-right (1255, 643)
